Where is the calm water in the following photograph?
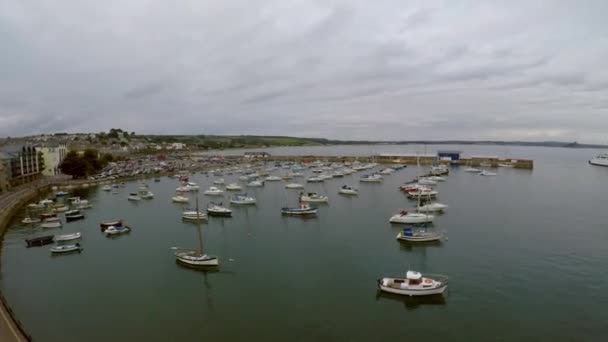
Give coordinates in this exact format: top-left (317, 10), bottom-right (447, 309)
top-left (2, 145), bottom-right (608, 341)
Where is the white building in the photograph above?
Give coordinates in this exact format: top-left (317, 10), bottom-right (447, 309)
top-left (36, 144), bottom-right (67, 176)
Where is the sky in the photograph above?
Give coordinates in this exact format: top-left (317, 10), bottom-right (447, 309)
top-left (1, 0), bottom-right (608, 142)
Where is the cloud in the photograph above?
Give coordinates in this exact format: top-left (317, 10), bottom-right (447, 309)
top-left (1, 0), bottom-right (608, 143)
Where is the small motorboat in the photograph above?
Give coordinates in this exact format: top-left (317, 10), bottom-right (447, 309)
top-left (182, 210), bottom-right (208, 221)
top-left (175, 250), bottom-right (218, 266)
top-left (40, 212), bottom-right (57, 220)
top-left (102, 185), bottom-right (112, 191)
top-left (406, 190), bottom-right (438, 199)
top-left (172, 195), bottom-right (189, 203)
top-left (265, 176), bottom-right (282, 181)
top-left (54, 232), bottom-right (82, 242)
top-left (22, 217), bottom-right (41, 224)
top-left (100, 219), bottom-right (123, 231)
top-left (417, 202), bottom-right (448, 212)
top-left (299, 192), bottom-right (329, 203)
top-left (281, 202), bottom-right (318, 216)
top-left (41, 220), bottom-right (62, 228)
top-left (127, 193), bottom-right (142, 201)
top-left (360, 174), bottom-right (383, 182)
top-left (285, 183), bottom-right (304, 189)
top-left (418, 178), bottom-right (437, 185)
top-left (105, 225), bottom-right (131, 235)
top-left (306, 177), bottom-right (324, 183)
top-left (246, 180), bottom-right (264, 187)
top-left (39, 199), bottom-right (54, 206)
top-left (479, 170), bottom-right (497, 176)
top-left (378, 168), bottom-right (395, 175)
top-left (225, 183), bottom-right (242, 191)
top-left (230, 194), bottom-right (256, 205)
top-left (25, 235), bottom-right (54, 247)
top-left (204, 187), bottom-right (224, 196)
top-left (140, 191), bottom-right (155, 199)
top-left (65, 210), bottom-right (85, 222)
top-left (389, 210), bottom-right (434, 224)
top-left (464, 167), bottom-right (481, 173)
top-left (207, 203), bottom-right (232, 217)
top-left (396, 227), bottom-right (443, 242)
top-left (213, 178), bottom-right (225, 185)
top-left (378, 271), bottom-right (448, 296)
top-left (339, 185), bottom-right (358, 195)
top-left (53, 205), bottom-right (69, 213)
top-left (68, 197), bottom-right (90, 206)
top-left (50, 243), bottom-right (82, 254)
top-left (55, 191), bottom-right (69, 197)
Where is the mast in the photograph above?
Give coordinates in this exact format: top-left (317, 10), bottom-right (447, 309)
top-left (196, 197), bottom-right (204, 254)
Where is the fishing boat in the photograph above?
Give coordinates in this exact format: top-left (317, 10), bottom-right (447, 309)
top-left (206, 202), bottom-right (232, 217)
top-left (105, 225), bottom-right (131, 235)
top-left (127, 193), bottom-right (141, 201)
top-left (299, 192), bottom-right (329, 203)
top-left (396, 227), bottom-right (443, 242)
top-left (25, 235), bottom-right (54, 247)
top-left (100, 219), bottom-right (123, 230)
top-left (230, 194), bottom-right (256, 205)
top-left (339, 185), bottom-right (359, 195)
top-left (102, 185), bottom-right (112, 191)
top-left (479, 170), bottom-right (497, 176)
top-left (65, 210), bottom-right (85, 222)
top-left (285, 183), bottom-right (304, 189)
top-left (246, 180), bottom-right (264, 187)
top-left (377, 271), bottom-right (448, 296)
top-left (21, 217), bottom-right (41, 224)
top-left (589, 153), bottom-right (608, 167)
top-left (54, 232), bottom-right (82, 242)
top-left (182, 210), bottom-right (208, 221)
top-left (225, 183), bottom-right (242, 191)
top-left (204, 187), bottom-right (224, 196)
top-left (360, 174), bottom-right (383, 182)
top-left (50, 243), bottom-right (82, 254)
top-left (281, 202), bottom-right (318, 216)
top-left (265, 175), bottom-right (282, 181)
top-left (175, 199), bottom-right (218, 267)
top-left (213, 178), bottom-right (225, 185)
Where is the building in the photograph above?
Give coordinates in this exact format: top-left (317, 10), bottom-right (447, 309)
top-left (0, 160), bottom-right (7, 193)
top-left (36, 144), bottom-right (67, 176)
top-left (437, 150), bottom-right (462, 161)
top-left (0, 144), bottom-right (45, 190)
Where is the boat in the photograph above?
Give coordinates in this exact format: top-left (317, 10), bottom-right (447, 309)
top-left (140, 191), bottom-right (155, 199)
top-left (204, 187), bottom-right (224, 196)
top-left (498, 163), bottom-right (515, 168)
top-left (100, 219), bottom-right (123, 231)
top-left (127, 193), bottom-right (141, 201)
top-left (102, 185), bottom-right (112, 191)
top-left (360, 174), bottom-right (383, 182)
top-left (52, 205), bottom-right (69, 213)
top-left (589, 153), bottom-right (608, 167)
top-left (417, 201), bottom-right (448, 212)
top-left (238, 175), bottom-right (249, 181)
top-left (54, 232), bottom-right (82, 242)
top-left (21, 217), bottom-right (41, 224)
top-left (27, 203), bottom-right (45, 209)
top-left (55, 191), bottom-right (69, 197)
top-left (25, 235), bottom-right (54, 247)
top-left (225, 183), bottom-right (242, 191)
top-left (230, 194), bottom-right (256, 205)
top-left (339, 185), bottom-right (359, 195)
top-left (154, 178), bottom-right (161, 182)
top-left (389, 210), bottom-right (434, 224)
top-left (378, 168), bottom-right (395, 175)
top-left (306, 177), bottom-right (323, 183)
top-left (377, 271), bottom-right (448, 296)
top-left (246, 180), bottom-right (264, 187)
top-left (480, 162), bottom-right (492, 167)
top-left (265, 176), bottom-right (282, 181)
top-left (285, 183), bottom-right (304, 189)
top-left (464, 167), bottom-right (481, 173)
top-left (430, 165), bottom-right (449, 175)
top-left (396, 227), bottom-right (443, 242)
top-left (65, 210), bottom-right (85, 222)
top-left (40, 199), bottom-right (54, 206)
top-left (426, 176), bottom-right (447, 182)
top-left (172, 194), bottom-right (189, 203)
top-left (318, 174), bottom-right (333, 180)
top-left (175, 198), bottom-right (219, 267)
top-left (332, 172), bottom-right (345, 178)
top-left (281, 202), bottom-right (318, 216)
top-left (50, 243), bottom-right (82, 254)
top-left (213, 178), bottom-right (225, 185)
top-left (182, 210), bottom-right (208, 221)
top-left (40, 220), bottom-right (62, 228)
top-left (105, 225), bottom-right (131, 235)
top-left (68, 197), bottom-right (90, 206)
top-left (40, 212), bottom-right (57, 220)
top-left (418, 178), bottom-right (437, 185)
top-left (299, 192), bottom-right (329, 203)
top-left (479, 170), bottom-right (497, 176)
top-left (406, 190), bottom-right (438, 199)
top-left (207, 202), bottom-right (232, 217)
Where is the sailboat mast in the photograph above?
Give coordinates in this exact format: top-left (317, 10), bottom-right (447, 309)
top-left (196, 197), bottom-right (204, 253)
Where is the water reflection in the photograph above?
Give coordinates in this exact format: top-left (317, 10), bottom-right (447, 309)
top-left (375, 291), bottom-right (447, 310)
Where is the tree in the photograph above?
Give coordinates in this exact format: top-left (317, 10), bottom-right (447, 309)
top-left (83, 148), bottom-right (100, 170)
top-left (59, 151), bottom-right (88, 178)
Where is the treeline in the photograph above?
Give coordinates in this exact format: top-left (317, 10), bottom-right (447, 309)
top-left (59, 149), bottom-right (123, 178)
top-left (142, 135), bottom-right (323, 149)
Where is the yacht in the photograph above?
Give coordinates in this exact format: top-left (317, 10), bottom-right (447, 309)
top-left (299, 192), bottom-right (329, 203)
top-left (204, 187), bottom-right (224, 196)
top-left (360, 174), bottom-right (383, 182)
top-left (338, 185), bottom-right (358, 195)
top-left (182, 210), bottom-right (207, 221)
top-left (207, 203), bottom-right (232, 217)
top-left (396, 227), bottom-right (443, 242)
top-left (589, 153), bottom-right (608, 167)
top-left (225, 183), bottom-right (243, 191)
top-left (230, 194), bottom-right (256, 205)
top-left (285, 183), bottom-right (304, 189)
top-left (389, 210), bottom-right (434, 224)
top-left (246, 180), bottom-right (264, 187)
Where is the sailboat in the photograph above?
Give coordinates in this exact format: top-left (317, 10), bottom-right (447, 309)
top-left (174, 198), bottom-right (219, 267)
top-left (390, 155), bottom-right (435, 224)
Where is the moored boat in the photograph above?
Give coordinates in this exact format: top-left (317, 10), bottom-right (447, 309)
top-left (127, 193), bottom-right (142, 201)
top-left (207, 203), bottom-right (232, 217)
top-left (378, 271), bottom-right (448, 296)
top-left (246, 180), bottom-right (264, 187)
top-left (281, 202), bottom-right (318, 216)
top-left (105, 225), bottom-right (131, 235)
top-left (589, 153), bottom-right (608, 167)
top-left (172, 194), bottom-right (189, 203)
top-left (299, 192), bottom-right (329, 203)
top-left (25, 235), bottom-right (54, 247)
top-left (204, 187), bottom-right (224, 196)
top-left (230, 194), bottom-right (256, 205)
top-left (285, 183), bottom-right (304, 189)
top-left (54, 232), bottom-right (82, 242)
top-left (100, 219), bottom-right (123, 231)
top-left (50, 243), bottom-right (82, 254)
top-left (22, 217), bottom-right (41, 224)
top-left (175, 250), bottom-right (219, 266)
top-left (396, 227), bottom-right (443, 242)
top-left (182, 210), bottom-right (208, 221)
top-left (225, 183), bottom-right (242, 191)
top-left (360, 174), bottom-right (383, 182)
top-left (65, 210), bottom-right (85, 222)
top-left (339, 185), bottom-right (358, 195)
top-left (389, 210), bottom-right (434, 224)
top-left (479, 170), bottom-right (497, 176)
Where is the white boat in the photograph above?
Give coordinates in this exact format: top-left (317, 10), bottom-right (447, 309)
top-left (281, 202), bottom-right (318, 216)
top-left (589, 153), bottom-right (608, 167)
top-left (230, 194), bottom-right (256, 205)
top-left (65, 210), bottom-right (85, 222)
top-left (41, 221), bottom-right (62, 228)
top-left (238, 175), bottom-right (249, 181)
top-left (318, 174), bottom-right (333, 180)
top-left (105, 225), bottom-right (131, 235)
top-left (175, 250), bottom-right (218, 266)
top-left (21, 217), bottom-right (41, 224)
top-left (498, 163), bottom-right (515, 168)
top-left (204, 187), bottom-right (224, 196)
top-left (426, 176), bottom-right (446, 182)
top-left (285, 183), bottom-right (304, 189)
top-left (68, 197), bottom-right (90, 206)
top-left (225, 183), bottom-right (242, 191)
top-left (289, 172), bottom-right (303, 177)
top-left (378, 271), bottom-right (448, 296)
top-left (306, 177), bottom-right (324, 183)
top-left (139, 190), bottom-right (154, 199)
top-left (54, 232), bottom-right (82, 242)
top-left (360, 174), bottom-right (383, 182)
top-left (265, 175), bottom-right (282, 181)
top-left (172, 195), bottom-right (189, 203)
top-left (479, 170), bottom-right (497, 176)
top-left (127, 193), bottom-right (141, 201)
top-left (464, 167), bottom-right (481, 173)
top-left (53, 206), bottom-right (69, 213)
top-left (40, 199), bottom-right (54, 206)
top-left (102, 185), bottom-right (112, 191)
top-left (213, 178), bottom-right (225, 185)
top-left (418, 202), bottom-right (448, 212)
top-left (338, 185), bottom-right (359, 195)
top-left (396, 227), bottom-right (443, 242)
top-left (27, 203), bottom-right (45, 209)
top-left (299, 192), bottom-right (329, 203)
top-left (50, 243), bottom-right (82, 254)
top-left (182, 210), bottom-right (207, 221)
top-left (406, 190), bottom-right (438, 199)
top-left (418, 178), bottom-right (437, 185)
top-left (378, 168), bottom-right (395, 175)
top-left (246, 180), bottom-right (264, 187)
top-left (207, 203), bottom-right (232, 217)
top-left (390, 210), bottom-right (434, 224)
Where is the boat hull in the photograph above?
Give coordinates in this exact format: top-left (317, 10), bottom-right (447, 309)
top-left (66, 214), bottom-right (85, 222)
top-left (25, 236), bottom-right (54, 247)
top-left (377, 279), bottom-right (447, 296)
top-left (397, 232), bottom-right (442, 242)
top-left (389, 214), bottom-right (434, 224)
top-left (589, 158), bottom-right (608, 167)
top-left (207, 210), bottom-right (232, 217)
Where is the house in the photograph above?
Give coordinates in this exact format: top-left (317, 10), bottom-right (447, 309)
top-left (36, 144), bottom-right (67, 176)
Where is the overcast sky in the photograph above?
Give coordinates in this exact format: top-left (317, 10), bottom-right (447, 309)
top-left (1, 0), bottom-right (607, 142)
